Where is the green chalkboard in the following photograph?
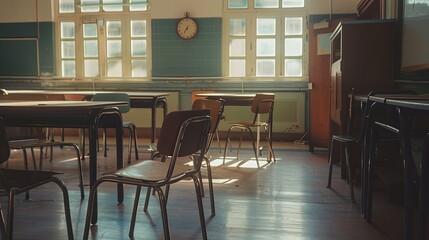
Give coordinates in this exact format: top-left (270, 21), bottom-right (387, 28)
top-left (0, 40), bottom-right (38, 76)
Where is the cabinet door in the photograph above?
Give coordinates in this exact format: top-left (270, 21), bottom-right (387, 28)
top-left (330, 61), bottom-right (342, 125)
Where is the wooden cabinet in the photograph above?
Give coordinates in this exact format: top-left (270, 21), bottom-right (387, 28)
top-left (329, 20), bottom-right (396, 177)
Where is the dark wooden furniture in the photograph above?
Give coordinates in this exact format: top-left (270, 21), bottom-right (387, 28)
top-left (362, 94), bottom-right (429, 240)
top-left (4, 90), bottom-right (169, 143)
top-left (357, 0), bottom-right (383, 19)
top-left (0, 100), bottom-right (125, 223)
top-left (330, 20), bottom-right (395, 177)
top-left (308, 17), bottom-right (354, 151)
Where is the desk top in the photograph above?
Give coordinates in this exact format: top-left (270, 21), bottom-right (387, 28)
top-left (3, 90), bottom-right (170, 99)
top-left (0, 100), bottom-right (127, 114)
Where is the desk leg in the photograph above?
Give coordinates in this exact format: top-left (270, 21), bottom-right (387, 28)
top-left (398, 108), bottom-right (414, 240)
top-left (89, 122), bottom-right (98, 224)
top-left (115, 117), bottom-right (124, 203)
top-left (417, 133), bottom-right (429, 240)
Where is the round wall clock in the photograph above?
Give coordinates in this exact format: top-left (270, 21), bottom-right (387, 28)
top-left (176, 12), bottom-right (198, 40)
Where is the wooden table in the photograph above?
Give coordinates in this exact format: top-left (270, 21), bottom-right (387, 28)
top-left (358, 94), bottom-right (429, 240)
top-left (3, 90), bottom-right (169, 143)
top-left (0, 100), bottom-right (126, 223)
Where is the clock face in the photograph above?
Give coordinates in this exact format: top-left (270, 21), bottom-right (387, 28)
top-left (176, 17), bottom-right (198, 40)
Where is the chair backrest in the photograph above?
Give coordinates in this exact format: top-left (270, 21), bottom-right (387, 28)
top-left (356, 89), bottom-right (417, 142)
top-left (192, 98), bottom-right (225, 134)
top-left (250, 93), bottom-right (275, 124)
top-left (156, 109), bottom-right (211, 179)
top-left (92, 93), bottom-right (131, 113)
top-left (0, 119), bottom-right (11, 165)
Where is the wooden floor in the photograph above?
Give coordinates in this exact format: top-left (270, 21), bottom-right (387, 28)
top-left (0, 137), bottom-right (416, 239)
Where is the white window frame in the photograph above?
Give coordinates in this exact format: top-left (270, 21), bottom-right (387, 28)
top-left (222, 0), bottom-right (308, 80)
top-left (54, 1), bottom-right (151, 80)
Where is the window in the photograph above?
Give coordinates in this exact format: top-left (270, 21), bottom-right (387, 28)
top-left (224, 0), bottom-right (307, 79)
top-left (56, 0), bottom-right (149, 79)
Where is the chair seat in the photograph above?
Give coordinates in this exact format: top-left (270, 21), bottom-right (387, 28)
top-left (112, 160), bottom-right (192, 183)
top-left (123, 121), bottom-right (135, 128)
top-left (332, 134), bottom-right (360, 143)
top-left (0, 168), bottom-right (61, 190)
top-left (230, 121), bottom-right (268, 127)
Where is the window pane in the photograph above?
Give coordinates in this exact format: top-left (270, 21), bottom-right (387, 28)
top-left (285, 38), bottom-right (302, 56)
top-left (85, 59), bottom-right (99, 77)
top-left (107, 59), bottom-right (122, 77)
top-left (228, 0), bottom-right (248, 9)
top-left (285, 17), bottom-right (303, 35)
top-left (230, 19), bottom-right (246, 36)
top-left (61, 41), bottom-right (75, 58)
top-left (132, 59), bottom-right (147, 77)
top-left (285, 59), bottom-right (302, 76)
top-left (130, 0), bottom-right (147, 11)
top-left (131, 40), bottom-right (146, 57)
top-left (62, 60), bottom-right (76, 77)
top-left (81, 0), bottom-right (99, 12)
top-left (84, 40), bottom-right (98, 57)
top-left (256, 38), bottom-right (275, 56)
top-left (107, 40), bottom-right (122, 57)
top-left (282, 0), bottom-right (304, 8)
top-left (131, 20), bottom-right (146, 37)
top-left (230, 39), bottom-right (246, 57)
top-left (256, 59), bottom-right (275, 76)
top-left (83, 23), bottom-right (98, 38)
top-left (61, 22), bottom-right (75, 39)
top-left (59, 0), bottom-right (75, 13)
top-left (103, 0), bottom-right (123, 12)
top-left (257, 18), bottom-right (276, 36)
top-left (255, 0), bottom-right (279, 8)
top-left (107, 21), bottom-right (121, 37)
top-left (229, 59), bottom-right (246, 77)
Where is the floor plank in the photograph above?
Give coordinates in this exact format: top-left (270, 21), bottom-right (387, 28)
top-left (0, 138), bottom-right (419, 239)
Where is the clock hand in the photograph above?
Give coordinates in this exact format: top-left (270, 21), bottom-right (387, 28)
top-left (184, 26), bottom-right (189, 33)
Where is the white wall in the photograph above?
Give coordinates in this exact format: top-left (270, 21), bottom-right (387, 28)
top-left (151, 0), bottom-right (222, 19)
top-left (308, 0), bottom-right (359, 14)
top-left (0, 0), bottom-right (52, 23)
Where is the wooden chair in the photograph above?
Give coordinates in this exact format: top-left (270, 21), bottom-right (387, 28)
top-left (222, 93), bottom-right (276, 168)
top-left (87, 93), bottom-right (139, 163)
top-left (0, 119), bottom-right (74, 240)
top-left (83, 109), bottom-right (211, 240)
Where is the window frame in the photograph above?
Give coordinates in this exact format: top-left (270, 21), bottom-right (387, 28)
top-left (54, 1), bottom-right (151, 80)
top-left (222, 0), bottom-right (308, 80)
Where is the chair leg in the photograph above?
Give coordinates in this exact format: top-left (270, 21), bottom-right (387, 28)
top-left (6, 189), bottom-right (17, 240)
top-left (71, 144), bottom-right (84, 199)
top-left (247, 127), bottom-right (260, 168)
top-left (129, 186), bottom-right (142, 237)
top-left (132, 126), bottom-right (139, 160)
top-left (143, 187), bottom-right (152, 212)
top-left (215, 129), bottom-right (221, 153)
top-left (84, 180), bottom-right (103, 240)
top-left (236, 129), bottom-right (244, 160)
top-left (205, 156), bottom-right (215, 216)
top-left (103, 128), bottom-right (107, 157)
top-left (191, 175), bottom-right (208, 240)
top-left (154, 187), bottom-right (171, 240)
top-left (0, 205), bottom-right (6, 240)
top-left (223, 128), bottom-right (233, 165)
top-left (327, 138), bottom-right (335, 188)
top-left (51, 177), bottom-right (74, 240)
top-left (344, 144), bottom-right (355, 203)
top-left (127, 127), bottom-right (133, 164)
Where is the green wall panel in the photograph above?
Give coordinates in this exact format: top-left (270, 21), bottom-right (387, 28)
top-left (0, 40), bottom-right (38, 76)
top-left (152, 18), bottom-right (222, 77)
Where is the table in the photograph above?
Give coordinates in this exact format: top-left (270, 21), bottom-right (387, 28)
top-left (357, 94), bottom-right (429, 240)
top-left (0, 100), bottom-right (126, 223)
top-left (3, 90), bottom-right (169, 143)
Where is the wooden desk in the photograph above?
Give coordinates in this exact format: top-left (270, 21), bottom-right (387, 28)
top-left (3, 90), bottom-right (169, 143)
top-left (0, 100), bottom-right (126, 223)
top-left (361, 94), bottom-right (429, 240)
